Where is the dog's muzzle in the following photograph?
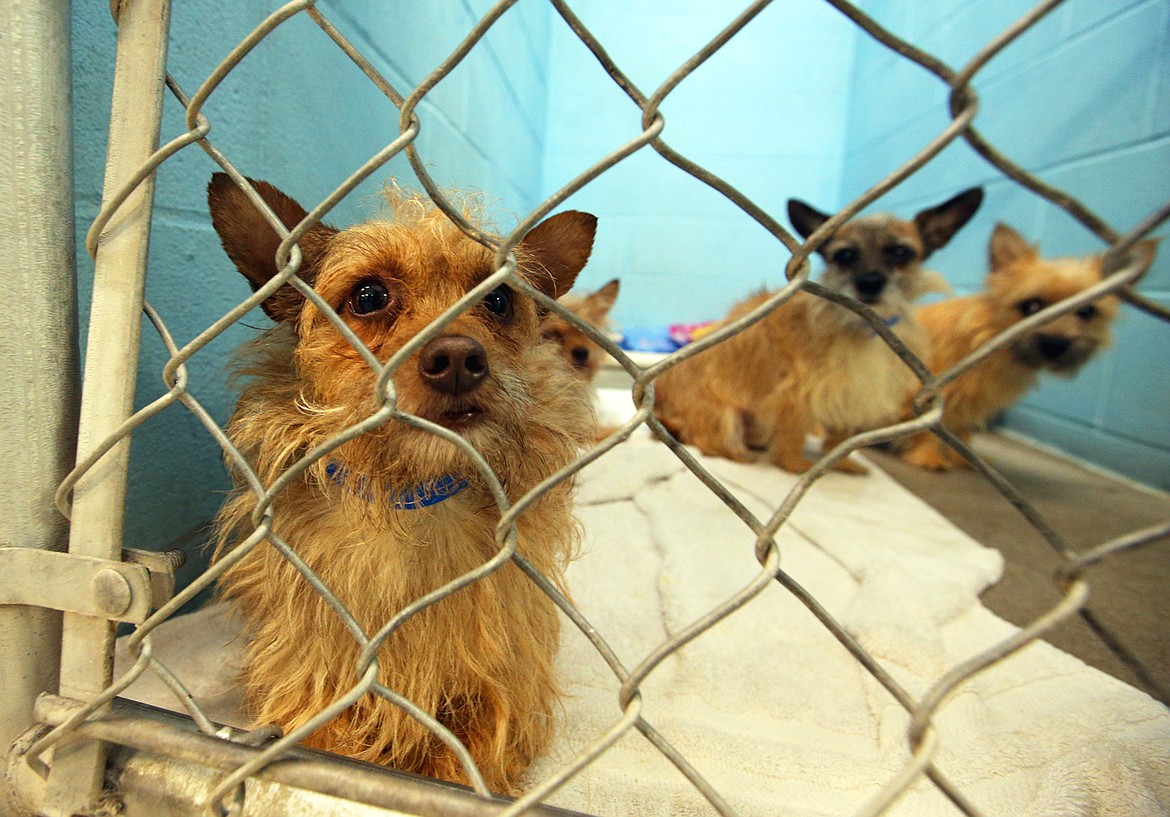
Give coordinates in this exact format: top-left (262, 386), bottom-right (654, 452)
top-left (1013, 333), bottom-right (1095, 374)
top-left (1036, 334), bottom-right (1072, 361)
top-left (853, 271), bottom-right (888, 303)
top-left (419, 334), bottom-right (489, 395)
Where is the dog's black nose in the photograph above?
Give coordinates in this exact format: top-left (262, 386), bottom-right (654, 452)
top-left (570, 346), bottom-right (590, 367)
top-left (1037, 334), bottom-right (1071, 360)
top-left (418, 335), bottom-right (488, 395)
top-left (853, 271), bottom-right (887, 301)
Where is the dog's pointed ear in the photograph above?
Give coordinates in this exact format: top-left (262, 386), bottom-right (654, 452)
top-left (914, 187), bottom-right (983, 257)
top-left (988, 222), bottom-right (1037, 272)
top-left (518, 210), bottom-right (597, 299)
top-left (1104, 238), bottom-right (1160, 285)
top-left (787, 199), bottom-right (831, 242)
top-left (207, 173), bottom-right (338, 323)
top-left (584, 278), bottom-right (620, 317)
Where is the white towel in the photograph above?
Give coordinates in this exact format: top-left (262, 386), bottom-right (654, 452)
top-left (526, 436), bottom-right (1170, 817)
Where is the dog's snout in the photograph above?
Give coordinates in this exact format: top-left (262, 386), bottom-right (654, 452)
top-left (1036, 334), bottom-right (1071, 361)
top-left (853, 271), bottom-right (888, 301)
top-left (419, 335), bottom-right (489, 395)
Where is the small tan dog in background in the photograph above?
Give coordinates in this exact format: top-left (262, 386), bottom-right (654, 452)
top-left (901, 223), bottom-right (1157, 470)
top-left (207, 174), bottom-right (597, 793)
top-left (542, 278), bottom-right (620, 382)
top-left (653, 189), bottom-right (982, 474)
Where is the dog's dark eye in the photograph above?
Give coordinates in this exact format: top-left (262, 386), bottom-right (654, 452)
top-left (1075, 304), bottom-right (1099, 321)
top-left (482, 284), bottom-right (514, 321)
top-left (1017, 298), bottom-right (1046, 317)
top-left (884, 244), bottom-right (916, 265)
top-left (831, 247), bottom-right (859, 266)
top-left (570, 346), bottom-right (590, 367)
top-left (347, 280), bottom-right (392, 316)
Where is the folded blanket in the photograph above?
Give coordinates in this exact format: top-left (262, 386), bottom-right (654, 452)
top-left (529, 437), bottom-right (1169, 816)
top-left (117, 430), bottom-right (1170, 816)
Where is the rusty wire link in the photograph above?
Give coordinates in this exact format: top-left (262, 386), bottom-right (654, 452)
top-left (35, 0), bottom-right (1169, 816)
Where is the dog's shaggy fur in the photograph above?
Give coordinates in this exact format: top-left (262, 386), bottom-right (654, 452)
top-left (653, 190), bottom-right (982, 474)
top-left (207, 174), bottom-right (597, 793)
top-left (901, 223), bottom-right (1157, 470)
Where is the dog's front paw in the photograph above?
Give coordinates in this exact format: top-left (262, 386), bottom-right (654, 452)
top-left (767, 450), bottom-right (816, 474)
top-left (818, 432), bottom-right (871, 475)
top-left (902, 438), bottom-right (967, 471)
top-left (831, 456), bottom-right (870, 476)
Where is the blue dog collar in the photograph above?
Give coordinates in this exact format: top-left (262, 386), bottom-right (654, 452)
top-left (869, 314), bottom-right (901, 337)
top-left (324, 462), bottom-right (468, 510)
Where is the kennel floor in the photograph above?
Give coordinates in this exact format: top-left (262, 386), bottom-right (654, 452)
top-left (866, 433), bottom-right (1170, 704)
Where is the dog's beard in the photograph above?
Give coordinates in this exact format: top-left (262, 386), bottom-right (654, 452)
top-left (821, 284), bottom-right (911, 330)
top-left (361, 391), bottom-right (529, 483)
top-left (1010, 335), bottom-right (1099, 375)
top-left (325, 353), bottom-right (583, 497)
top-left (819, 267), bottom-right (917, 325)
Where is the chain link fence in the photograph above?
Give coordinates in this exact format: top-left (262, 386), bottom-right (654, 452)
top-left (6, 1), bottom-right (1169, 816)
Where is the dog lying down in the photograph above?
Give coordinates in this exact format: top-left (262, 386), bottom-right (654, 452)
top-left (900, 223), bottom-right (1157, 470)
top-left (653, 189), bottom-right (983, 474)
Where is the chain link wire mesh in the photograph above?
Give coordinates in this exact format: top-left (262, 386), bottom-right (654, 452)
top-left (20, 0), bottom-right (1169, 815)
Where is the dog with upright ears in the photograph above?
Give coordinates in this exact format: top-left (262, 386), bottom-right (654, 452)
top-left (901, 223), bottom-right (1157, 470)
top-left (653, 188), bottom-right (982, 474)
top-left (206, 174), bottom-right (597, 793)
top-left (542, 278), bottom-right (620, 382)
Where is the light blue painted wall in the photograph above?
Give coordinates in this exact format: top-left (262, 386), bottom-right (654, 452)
top-left (837, 0), bottom-right (1170, 488)
top-left (539, 0), bottom-right (859, 330)
top-left (70, 1), bottom-right (555, 590)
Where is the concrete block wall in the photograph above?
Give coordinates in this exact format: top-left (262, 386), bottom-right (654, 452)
top-left (836, 0), bottom-right (1169, 488)
top-left (539, 0), bottom-right (859, 328)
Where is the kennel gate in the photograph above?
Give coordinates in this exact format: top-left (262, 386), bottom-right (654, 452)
top-left (2, 0), bottom-right (1168, 816)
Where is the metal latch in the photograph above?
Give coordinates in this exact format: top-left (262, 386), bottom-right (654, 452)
top-left (0, 546), bottom-right (184, 624)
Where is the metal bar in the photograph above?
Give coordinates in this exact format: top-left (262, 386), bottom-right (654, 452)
top-left (28, 698), bottom-right (588, 817)
top-left (42, 0), bottom-right (171, 814)
top-left (0, 549), bottom-right (153, 623)
top-left (0, 0), bottom-right (78, 813)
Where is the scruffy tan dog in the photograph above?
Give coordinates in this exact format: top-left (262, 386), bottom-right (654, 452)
top-left (901, 223), bottom-right (1157, 470)
top-left (653, 189), bottom-right (982, 474)
top-left (207, 174), bottom-right (597, 793)
top-left (542, 278), bottom-right (620, 381)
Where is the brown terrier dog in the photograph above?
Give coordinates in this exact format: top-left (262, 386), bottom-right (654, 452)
top-left (653, 189), bottom-right (982, 474)
top-left (542, 278), bottom-right (620, 382)
top-left (207, 174), bottom-right (597, 793)
top-left (901, 223), bottom-right (1157, 470)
